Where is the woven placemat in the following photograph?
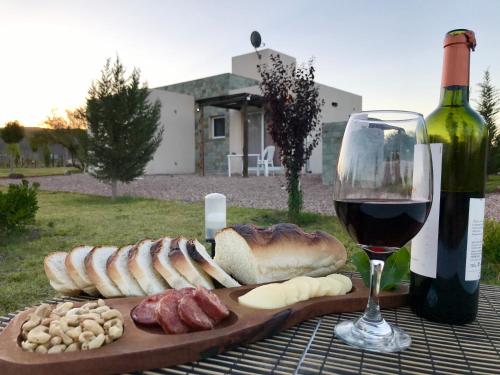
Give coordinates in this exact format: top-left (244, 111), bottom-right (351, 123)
top-left (2, 283), bottom-right (499, 374)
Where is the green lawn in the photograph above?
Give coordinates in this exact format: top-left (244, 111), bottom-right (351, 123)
top-left (0, 167), bottom-right (80, 178)
top-left (0, 190), bottom-right (358, 316)
top-left (487, 175), bottom-right (500, 193)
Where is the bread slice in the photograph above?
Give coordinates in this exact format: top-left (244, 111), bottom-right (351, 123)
top-left (214, 223), bottom-right (347, 284)
top-left (44, 252), bottom-right (81, 296)
top-left (107, 245), bottom-right (146, 296)
top-left (168, 237), bottom-right (214, 289)
top-left (151, 237), bottom-right (194, 289)
top-left (128, 239), bottom-right (169, 295)
top-left (186, 239), bottom-right (241, 288)
top-left (65, 245), bottom-right (99, 296)
top-left (84, 246), bottom-right (123, 298)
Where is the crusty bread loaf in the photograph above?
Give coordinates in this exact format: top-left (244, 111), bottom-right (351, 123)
top-left (107, 245), bottom-right (146, 296)
top-left (128, 239), bottom-right (169, 294)
top-left (44, 252), bottom-right (81, 296)
top-left (65, 245), bottom-right (99, 296)
top-left (84, 246), bottom-right (123, 298)
top-left (151, 237), bottom-right (194, 289)
top-left (214, 223), bottom-right (347, 284)
top-left (168, 237), bottom-right (214, 289)
top-left (186, 239), bottom-right (241, 288)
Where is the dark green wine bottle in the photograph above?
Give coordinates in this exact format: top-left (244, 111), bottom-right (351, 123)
top-left (409, 29), bottom-right (488, 324)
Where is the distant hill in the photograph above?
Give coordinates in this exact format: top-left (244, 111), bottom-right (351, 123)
top-left (0, 127), bottom-right (71, 166)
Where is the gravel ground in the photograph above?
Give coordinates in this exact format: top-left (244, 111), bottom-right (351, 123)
top-left (1, 173), bottom-right (499, 221)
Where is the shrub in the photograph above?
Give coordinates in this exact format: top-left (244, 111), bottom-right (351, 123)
top-left (483, 219), bottom-right (500, 284)
top-left (0, 180), bottom-right (39, 232)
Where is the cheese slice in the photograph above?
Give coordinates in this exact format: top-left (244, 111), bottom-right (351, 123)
top-left (238, 283), bottom-right (286, 309)
top-left (327, 274), bottom-right (352, 294)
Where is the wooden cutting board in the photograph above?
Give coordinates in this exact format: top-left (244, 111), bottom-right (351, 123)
top-left (0, 278), bottom-right (408, 375)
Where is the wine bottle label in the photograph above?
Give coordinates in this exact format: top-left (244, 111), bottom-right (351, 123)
top-left (410, 143), bottom-right (443, 278)
top-left (465, 198), bottom-right (485, 281)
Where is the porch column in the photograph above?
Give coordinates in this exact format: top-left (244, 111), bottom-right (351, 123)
top-left (241, 102), bottom-right (248, 177)
top-left (198, 106), bottom-right (205, 176)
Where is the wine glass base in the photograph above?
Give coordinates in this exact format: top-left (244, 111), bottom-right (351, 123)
top-left (335, 319), bottom-right (411, 353)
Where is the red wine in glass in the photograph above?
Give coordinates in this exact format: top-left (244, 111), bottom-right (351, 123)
top-left (334, 199), bottom-right (431, 260)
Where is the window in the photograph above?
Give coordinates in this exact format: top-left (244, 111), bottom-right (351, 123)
top-left (212, 116), bottom-right (225, 139)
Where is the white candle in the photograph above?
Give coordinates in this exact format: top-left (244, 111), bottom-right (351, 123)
top-left (205, 193), bottom-right (226, 240)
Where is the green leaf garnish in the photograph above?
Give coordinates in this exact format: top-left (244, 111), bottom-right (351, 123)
top-left (351, 248), bottom-right (410, 291)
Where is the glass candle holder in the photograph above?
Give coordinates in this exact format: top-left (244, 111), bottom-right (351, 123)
top-left (205, 193), bottom-right (227, 241)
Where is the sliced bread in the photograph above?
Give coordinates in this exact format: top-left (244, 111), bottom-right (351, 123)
top-left (65, 245), bottom-right (99, 296)
top-left (168, 237), bottom-right (214, 289)
top-left (107, 245), bottom-right (146, 296)
top-left (44, 252), bottom-right (81, 296)
top-left (186, 239), bottom-right (240, 288)
top-left (128, 239), bottom-right (169, 295)
top-left (151, 237), bottom-right (194, 289)
top-left (84, 246), bottom-right (123, 298)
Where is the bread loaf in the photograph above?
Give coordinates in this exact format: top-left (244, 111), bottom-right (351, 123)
top-left (214, 223), bottom-right (347, 284)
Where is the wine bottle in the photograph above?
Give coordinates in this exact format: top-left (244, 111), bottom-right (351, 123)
top-left (409, 29), bottom-right (488, 324)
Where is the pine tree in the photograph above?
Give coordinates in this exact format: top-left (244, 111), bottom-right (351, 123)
top-left (476, 68), bottom-right (500, 174)
top-left (85, 57), bottom-right (163, 199)
top-left (1, 120), bottom-right (25, 173)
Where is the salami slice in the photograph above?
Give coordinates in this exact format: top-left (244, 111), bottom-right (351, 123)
top-left (194, 287), bottom-right (230, 323)
top-left (155, 291), bottom-right (190, 334)
top-left (131, 293), bottom-right (166, 325)
top-left (178, 294), bottom-right (214, 330)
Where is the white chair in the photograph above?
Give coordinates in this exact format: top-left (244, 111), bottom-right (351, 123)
top-left (257, 146), bottom-right (275, 176)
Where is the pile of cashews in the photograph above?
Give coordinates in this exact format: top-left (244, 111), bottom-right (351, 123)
top-left (20, 299), bottom-right (124, 354)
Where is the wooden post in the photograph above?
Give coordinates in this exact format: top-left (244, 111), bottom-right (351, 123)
top-left (242, 102), bottom-right (248, 177)
top-left (199, 106), bottom-right (205, 176)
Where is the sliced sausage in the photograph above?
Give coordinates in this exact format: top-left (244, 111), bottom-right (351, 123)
top-left (155, 291), bottom-right (190, 334)
top-left (194, 287), bottom-right (230, 323)
top-left (178, 295), bottom-right (214, 330)
top-left (131, 292), bottom-right (166, 325)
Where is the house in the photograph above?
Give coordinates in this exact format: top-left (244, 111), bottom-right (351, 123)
top-left (145, 49), bottom-right (362, 177)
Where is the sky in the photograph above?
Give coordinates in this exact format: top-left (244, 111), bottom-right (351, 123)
top-left (1, 0), bottom-right (499, 127)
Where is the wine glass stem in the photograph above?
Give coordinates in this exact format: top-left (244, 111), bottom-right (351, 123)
top-left (364, 259), bottom-right (385, 323)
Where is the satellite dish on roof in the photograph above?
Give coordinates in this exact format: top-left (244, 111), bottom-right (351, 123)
top-left (250, 31), bottom-right (264, 60)
top-left (250, 31), bottom-right (262, 48)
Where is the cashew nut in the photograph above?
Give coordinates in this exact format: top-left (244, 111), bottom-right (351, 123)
top-left (66, 307), bottom-right (87, 316)
top-left (97, 299), bottom-right (105, 307)
top-left (49, 322), bottom-right (73, 345)
top-left (22, 315), bottom-right (41, 332)
top-left (81, 333), bottom-right (105, 350)
top-left (101, 309), bottom-right (122, 321)
top-left (82, 319), bottom-right (104, 336)
top-left (91, 306), bottom-right (110, 315)
top-left (50, 336), bottom-right (62, 346)
top-left (105, 335), bottom-right (113, 345)
top-left (53, 302), bottom-right (74, 316)
top-left (65, 343), bottom-right (80, 352)
top-left (108, 324), bottom-right (123, 341)
top-left (66, 325), bottom-right (82, 340)
top-left (21, 341), bottom-right (37, 351)
top-left (35, 345), bottom-right (48, 353)
top-left (65, 314), bottom-right (79, 327)
top-left (41, 317), bottom-right (55, 326)
top-left (27, 325), bottom-right (51, 344)
top-left (79, 331), bottom-right (95, 343)
top-left (78, 313), bottom-right (103, 324)
top-left (81, 302), bottom-right (98, 310)
top-left (48, 344), bottom-right (66, 354)
top-left (34, 304), bottom-right (52, 318)
top-left (103, 318), bottom-right (122, 331)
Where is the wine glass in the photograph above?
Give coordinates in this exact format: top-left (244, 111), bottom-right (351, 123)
top-left (333, 110), bottom-right (432, 352)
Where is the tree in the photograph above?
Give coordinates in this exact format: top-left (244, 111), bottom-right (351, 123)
top-left (476, 68), bottom-right (500, 174)
top-left (258, 55), bottom-right (324, 221)
top-left (44, 108), bottom-right (88, 169)
top-left (85, 57), bottom-right (163, 200)
top-left (1, 121), bottom-right (25, 173)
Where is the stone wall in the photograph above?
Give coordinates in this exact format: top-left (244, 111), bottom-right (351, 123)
top-left (321, 121), bottom-right (347, 185)
top-left (157, 73), bottom-right (258, 175)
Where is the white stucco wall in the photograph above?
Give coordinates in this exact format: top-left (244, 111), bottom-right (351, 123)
top-left (232, 49), bottom-right (296, 81)
top-left (307, 84), bottom-right (362, 174)
top-left (145, 89), bottom-right (195, 174)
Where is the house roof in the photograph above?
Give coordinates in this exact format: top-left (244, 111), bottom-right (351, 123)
top-left (196, 93), bottom-right (263, 110)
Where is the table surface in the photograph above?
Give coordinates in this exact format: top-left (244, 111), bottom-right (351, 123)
top-left (2, 280), bottom-right (499, 375)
